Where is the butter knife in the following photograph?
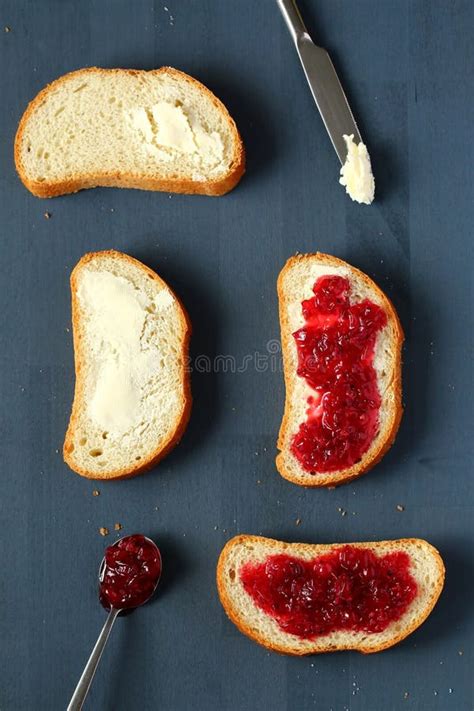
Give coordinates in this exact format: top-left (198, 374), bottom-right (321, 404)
top-left (276, 0), bottom-right (362, 165)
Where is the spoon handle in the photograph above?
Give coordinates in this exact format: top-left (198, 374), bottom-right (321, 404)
top-left (67, 607), bottom-right (121, 711)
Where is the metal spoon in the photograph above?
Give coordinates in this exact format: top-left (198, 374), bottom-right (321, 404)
top-left (67, 535), bottom-right (162, 711)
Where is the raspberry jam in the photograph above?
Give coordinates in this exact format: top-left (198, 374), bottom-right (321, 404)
top-left (99, 534), bottom-right (162, 610)
top-left (291, 275), bottom-right (387, 472)
top-left (240, 546), bottom-right (417, 638)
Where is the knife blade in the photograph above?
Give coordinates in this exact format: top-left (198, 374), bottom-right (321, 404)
top-left (276, 0), bottom-right (362, 165)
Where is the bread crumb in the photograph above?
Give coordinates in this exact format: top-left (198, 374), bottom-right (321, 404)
top-left (403, 692), bottom-right (409, 699)
top-left (99, 527), bottom-right (109, 536)
top-left (114, 523), bottom-right (122, 531)
top-left (44, 212), bottom-right (51, 219)
top-left (214, 525), bottom-right (218, 530)
top-left (448, 688), bottom-right (453, 694)
top-left (327, 486), bottom-right (336, 490)
top-left (4, 26), bottom-right (10, 33)
top-left (458, 650), bottom-right (463, 655)
top-left (92, 489), bottom-right (100, 497)
top-left (256, 479), bottom-right (261, 485)
top-left (295, 518), bottom-right (302, 526)
top-left (396, 504), bottom-right (405, 512)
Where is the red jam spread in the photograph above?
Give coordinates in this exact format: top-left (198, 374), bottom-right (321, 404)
top-left (291, 275), bottom-right (387, 472)
top-left (99, 534), bottom-right (162, 610)
top-left (240, 546), bottom-right (417, 638)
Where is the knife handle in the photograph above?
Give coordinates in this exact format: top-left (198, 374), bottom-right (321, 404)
top-left (276, 0), bottom-right (308, 45)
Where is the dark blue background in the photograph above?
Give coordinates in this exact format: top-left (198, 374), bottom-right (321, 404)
top-left (1, 1), bottom-right (472, 709)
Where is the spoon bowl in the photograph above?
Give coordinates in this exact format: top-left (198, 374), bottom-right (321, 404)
top-left (99, 534), bottom-right (162, 611)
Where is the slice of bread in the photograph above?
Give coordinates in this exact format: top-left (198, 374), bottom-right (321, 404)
top-left (277, 253), bottom-right (403, 487)
top-left (217, 535), bottom-right (445, 655)
top-left (63, 250), bottom-right (191, 480)
top-left (15, 67), bottom-right (245, 198)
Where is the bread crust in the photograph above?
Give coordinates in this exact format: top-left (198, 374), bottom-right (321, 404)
top-left (217, 535), bottom-right (445, 656)
top-left (14, 67), bottom-right (245, 198)
top-left (63, 250), bottom-right (192, 480)
top-left (276, 252), bottom-right (404, 487)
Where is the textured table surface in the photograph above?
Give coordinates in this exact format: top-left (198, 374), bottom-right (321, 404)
top-left (0, 1), bottom-right (473, 709)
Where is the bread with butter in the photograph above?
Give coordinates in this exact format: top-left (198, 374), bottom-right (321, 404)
top-left (63, 250), bottom-right (191, 480)
top-left (15, 67), bottom-right (245, 198)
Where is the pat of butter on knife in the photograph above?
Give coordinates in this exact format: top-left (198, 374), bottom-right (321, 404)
top-left (339, 134), bottom-right (375, 205)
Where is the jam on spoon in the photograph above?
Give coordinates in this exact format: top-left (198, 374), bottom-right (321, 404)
top-left (68, 534), bottom-right (162, 711)
top-left (99, 534), bottom-right (162, 610)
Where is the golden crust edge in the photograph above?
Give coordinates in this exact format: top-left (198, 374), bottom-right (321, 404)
top-left (62, 249), bottom-right (192, 480)
top-left (216, 535), bottom-right (445, 656)
top-left (14, 66), bottom-right (245, 198)
top-left (275, 252), bottom-right (404, 488)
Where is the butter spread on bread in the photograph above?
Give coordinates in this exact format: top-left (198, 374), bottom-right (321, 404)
top-left (15, 67), bottom-right (244, 198)
top-left (63, 250), bottom-right (191, 480)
